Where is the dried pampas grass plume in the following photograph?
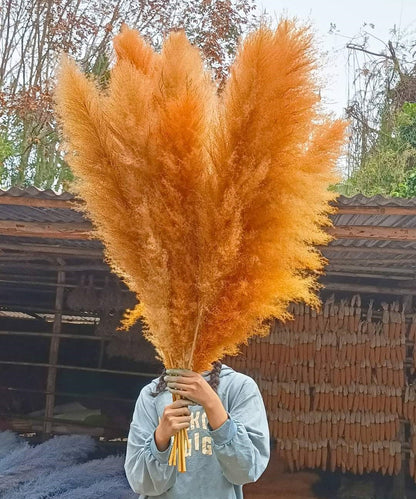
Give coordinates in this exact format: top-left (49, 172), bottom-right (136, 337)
top-left (55, 21), bottom-right (346, 373)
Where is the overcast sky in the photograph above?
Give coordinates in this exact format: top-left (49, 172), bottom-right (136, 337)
top-left (257, 0), bottom-right (416, 116)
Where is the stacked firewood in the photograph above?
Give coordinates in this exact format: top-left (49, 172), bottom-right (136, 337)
top-left (224, 296), bottom-right (409, 476)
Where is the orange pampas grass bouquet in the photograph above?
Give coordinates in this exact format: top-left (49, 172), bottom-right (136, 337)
top-left (55, 20), bottom-right (346, 471)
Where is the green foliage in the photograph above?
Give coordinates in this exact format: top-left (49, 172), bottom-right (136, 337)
top-left (86, 52), bottom-right (111, 89)
top-left (340, 102), bottom-right (416, 198)
top-left (391, 170), bottom-right (416, 197)
top-left (0, 133), bottom-right (14, 165)
top-left (340, 26), bottom-right (416, 199)
top-left (397, 102), bottom-right (416, 148)
top-left (341, 147), bottom-right (415, 196)
top-left (0, 116), bottom-right (74, 190)
top-left (0, 131), bottom-right (15, 185)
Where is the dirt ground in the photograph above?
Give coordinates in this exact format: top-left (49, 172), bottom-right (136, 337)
top-left (244, 449), bottom-right (320, 499)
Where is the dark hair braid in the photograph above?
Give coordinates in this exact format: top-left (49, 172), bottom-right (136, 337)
top-left (151, 367), bottom-right (167, 397)
top-left (209, 360), bottom-right (222, 392)
top-left (151, 361), bottom-right (222, 397)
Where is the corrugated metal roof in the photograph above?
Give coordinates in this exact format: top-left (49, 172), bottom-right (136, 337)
top-left (336, 194), bottom-right (416, 207)
top-left (1, 187), bottom-right (415, 206)
top-left (0, 235), bottom-right (103, 248)
top-left (4, 189), bottom-right (416, 206)
top-left (0, 186), bottom-right (75, 200)
top-left (332, 213), bottom-right (416, 228)
top-left (0, 188), bottom-right (415, 282)
top-left (0, 205), bottom-right (85, 223)
top-left (328, 239), bottom-right (416, 249)
top-left (328, 195), bottom-right (416, 256)
top-left (0, 187), bottom-right (83, 223)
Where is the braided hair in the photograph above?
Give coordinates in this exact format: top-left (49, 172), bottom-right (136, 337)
top-left (151, 361), bottom-right (222, 397)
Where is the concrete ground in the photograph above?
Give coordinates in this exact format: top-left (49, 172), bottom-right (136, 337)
top-left (244, 449), bottom-right (320, 499)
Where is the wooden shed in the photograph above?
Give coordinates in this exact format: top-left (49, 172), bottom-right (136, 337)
top-left (225, 194), bottom-right (416, 491)
top-left (1, 187), bottom-right (416, 487)
top-left (0, 186), bottom-right (161, 438)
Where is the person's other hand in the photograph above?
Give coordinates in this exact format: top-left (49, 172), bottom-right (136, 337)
top-left (154, 398), bottom-right (193, 451)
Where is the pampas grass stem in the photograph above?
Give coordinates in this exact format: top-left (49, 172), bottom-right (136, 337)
top-left (55, 21), bottom-right (346, 471)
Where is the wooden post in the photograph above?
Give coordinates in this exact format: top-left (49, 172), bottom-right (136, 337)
top-left (98, 338), bottom-right (105, 369)
top-left (392, 422), bottom-right (407, 499)
top-left (403, 295), bottom-right (413, 313)
top-left (43, 261), bottom-right (65, 435)
top-left (392, 294), bottom-right (413, 499)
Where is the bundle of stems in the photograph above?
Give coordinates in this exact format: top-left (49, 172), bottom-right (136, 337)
top-left (55, 20), bottom-right (346, 472)
top-left (168, 396), bottom-right (189, 471)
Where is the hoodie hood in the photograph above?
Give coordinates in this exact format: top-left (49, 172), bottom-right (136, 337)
top-left (201, 363), bottom-right (234, 379)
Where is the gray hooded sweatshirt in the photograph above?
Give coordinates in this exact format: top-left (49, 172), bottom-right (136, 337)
top-left (124, 364), bottom-right (270, 498)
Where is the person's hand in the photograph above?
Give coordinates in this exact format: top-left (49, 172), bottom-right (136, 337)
top-left (165, 369), bottom-right (228, 430)
top-left (165, 369), bottom-right (216, 406)
top-left (154, 398), bottom-right (193, 451)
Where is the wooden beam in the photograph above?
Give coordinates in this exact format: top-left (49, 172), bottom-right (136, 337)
top-left (0, 360), bottom-right (157, 377)
top-left (3, 417), bottom-right (118, 436)
top-left (1, 385), bottom-right (136, 404)
top-left (0, 220), bottom-right (92, 239)
top-left (0, 262), bottom-right (109, 271)
top-left (327, 263), bottom-right (413, 275)
top-left (0, 330), bottom-right (107, 341)
top-left (323, 282), bottom-right (416, 295)
top-left (3, 216), bottom-right (416, 243)
top-left (3, 193), bottom-right (416, 217)
top-left (44, 266), bottom-right (65, 434)
top-left (328, 226), bottom-right (416, 241)
top-left (325, 271), bottom-right (412, 280)
top-left (0, 253), bottom-right (56, 262)
top-left (0, 304), bottom-right (96, 315)
top-left (0, 195), bottom-right (82, 209)
top-left (336, 205), bottom-right (416, 216)
top-left (321, 246), bottom-right (416, 256)
top-left (327, 258), bottom-right (416, 264)
top-left (0, 242), bottom-right (102, 257)
top-left (0, 278), bottom-right (73, 288)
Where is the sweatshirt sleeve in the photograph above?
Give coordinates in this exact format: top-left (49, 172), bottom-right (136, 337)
top-left (208, 376), bottom-right (270, 485)
top-left (124, 386), bottom-right (177, 496)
